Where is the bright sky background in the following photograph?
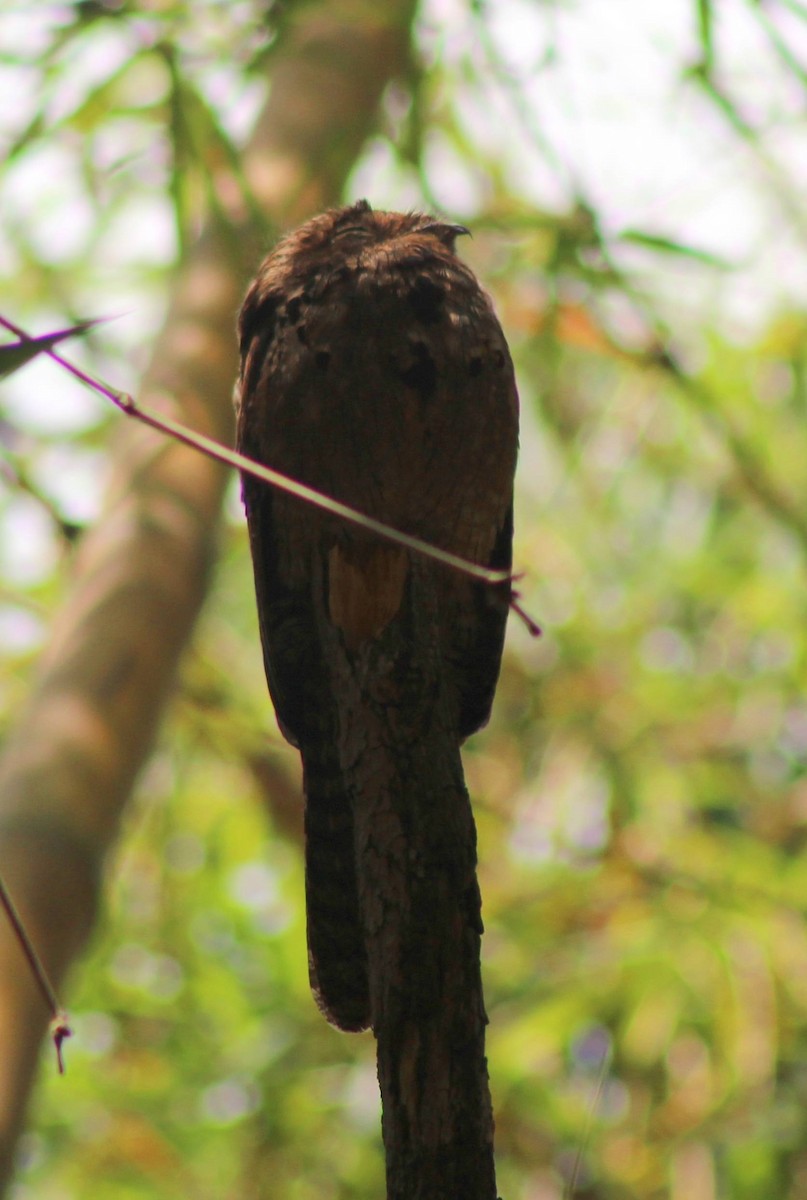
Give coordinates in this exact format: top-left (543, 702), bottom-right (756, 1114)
top-left (399, 0), bottom-right (807, 328)
top-left (2, 0), bottom-right (806, 334)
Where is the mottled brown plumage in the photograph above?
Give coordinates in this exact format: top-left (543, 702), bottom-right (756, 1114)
top-left (235, 200), bottom-right (518, 1032)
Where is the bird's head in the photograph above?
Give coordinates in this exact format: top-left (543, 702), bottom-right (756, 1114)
top-left (278, 200), bottom-right (470, 264)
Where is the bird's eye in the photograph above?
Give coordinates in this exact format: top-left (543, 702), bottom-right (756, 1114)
top-left (332, 224), bottom-right (371, 241)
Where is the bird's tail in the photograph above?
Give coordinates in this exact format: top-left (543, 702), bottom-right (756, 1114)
top-left (302, 747), bottom-right (371, 1032)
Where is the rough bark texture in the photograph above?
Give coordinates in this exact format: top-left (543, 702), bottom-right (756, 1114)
top-left (0, 3), bottom-right (416, 1191)
top-left (325, 563), bottom-right (498, 1199)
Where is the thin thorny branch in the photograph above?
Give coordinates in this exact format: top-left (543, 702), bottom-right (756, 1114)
top-left (0, 313), bottom-right (542, 630)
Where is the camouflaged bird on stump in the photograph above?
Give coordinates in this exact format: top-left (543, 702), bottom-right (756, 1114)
top-left (236, 200), bottom-right (518, 1199)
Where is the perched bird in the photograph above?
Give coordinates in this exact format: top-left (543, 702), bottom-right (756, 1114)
top-left (235, 200), bottom-right (518, 1032)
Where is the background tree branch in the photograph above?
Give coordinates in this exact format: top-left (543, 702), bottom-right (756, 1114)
top-left (0, 1), bottom-right (416, 1188)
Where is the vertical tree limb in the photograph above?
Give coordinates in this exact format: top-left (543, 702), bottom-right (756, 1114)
top-left (326, 562), bottom-right (498, 1199)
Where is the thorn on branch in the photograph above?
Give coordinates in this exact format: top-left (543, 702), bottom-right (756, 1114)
top-left (50, 1014), bottom-right (72, 1076)
top-left (507, 576), bottom-right (542, 637)
top-left (115, 391), bottom-right (137, 414)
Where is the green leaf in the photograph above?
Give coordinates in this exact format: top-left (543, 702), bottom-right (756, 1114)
top-left (0, 319), bottom-right (101, 380)
top-left (620, 228), bottom-right (732, 268)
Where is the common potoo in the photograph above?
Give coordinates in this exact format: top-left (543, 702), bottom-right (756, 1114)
top-left (235, 200), bottom-right (518, 1033)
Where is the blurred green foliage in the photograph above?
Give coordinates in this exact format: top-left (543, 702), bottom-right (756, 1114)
top-left (2, 1), bottom-right (807, 1198)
